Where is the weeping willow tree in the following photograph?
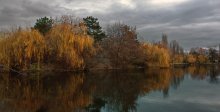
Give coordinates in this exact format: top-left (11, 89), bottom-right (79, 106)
top-left (0, 16), bottom-right (96, 71)
top-left (0, 29), bottom-right (45, 70)
top-left (141, 43), bottom-right (170, 68)
top-left (46, 18), bottom-right (96, 70)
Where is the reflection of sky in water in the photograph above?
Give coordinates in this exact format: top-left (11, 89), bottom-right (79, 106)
top-left (137, 75), bottom-right (220, 112)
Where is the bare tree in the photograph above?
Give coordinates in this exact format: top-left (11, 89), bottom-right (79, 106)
top-left (102, 23), bottom-right (143, 68)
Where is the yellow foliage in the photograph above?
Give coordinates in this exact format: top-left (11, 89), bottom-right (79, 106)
top-left (186, 54), bottom-right (196, 64)
top-left (0, 29), bottom-right (45, 70)
top-left (0, 21), bottom-right (96, 71)
top-left (173, 54), bottom-right (184, 63)
top-left (46, 23), bottom-right (96, 70)
top-left (197, 54), bottom-right (208, 64)
top-left (0, 73), bottom-right (92, 112)
top-left (141, 43), bottom-right (170, 68)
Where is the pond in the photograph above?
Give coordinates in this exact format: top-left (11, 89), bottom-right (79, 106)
top-left (0, 66), bottom-right (220, 112)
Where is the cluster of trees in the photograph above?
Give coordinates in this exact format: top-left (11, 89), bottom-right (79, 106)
top-left (162, 34), bottom-right (215, 65)
top-left (154, 34), bottom-right (185, 65)
top-left (0, 16), bottom-right (96, 71)
top-left (170, 40), bottom-right (184, 55)
top-left (172, 46), bottom-right (220, 65)
top-left (0, 16), bottom-right (173, 71)
top-left (171, 52), bottom-right (210, 65)
top-left (164, 34), bottom-right (220, 65)
top-left (2, 15), bottom-right (219, 71)
top-left (93, 22), bottom-right (171, 68)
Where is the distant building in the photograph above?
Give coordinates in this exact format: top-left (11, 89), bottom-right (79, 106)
top-left (190, 47), bottom-right (209, 56)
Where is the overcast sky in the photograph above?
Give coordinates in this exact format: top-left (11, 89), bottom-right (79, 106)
top-left (0, 0), bottom-right (220, 49)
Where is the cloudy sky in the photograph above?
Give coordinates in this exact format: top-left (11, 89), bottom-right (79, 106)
top-left (0, 0), bottom-right (220, 49)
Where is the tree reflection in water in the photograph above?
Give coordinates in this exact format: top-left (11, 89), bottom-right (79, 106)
top-left (187, 66), bottom-right (219, 83)
top-left (0, 66), bottom-right (219, 112)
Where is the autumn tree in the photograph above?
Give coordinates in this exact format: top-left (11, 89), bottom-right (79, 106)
top-left (34, 17), bottom-right (53, 35)
top-left (0, 29), bottom-right (45, 70)
top-left (197, 55), bottom-right (208, 64)
top-left (170, 40), bottom-right (183, 55)
top-left (46, 18), bottom-right (96, 70)
top-left (173, 54), bottom-right (184, 63)
top-left (102, 23), bottom-right (142, 68)
top-left (209, 48), bottom-right (218, 63)
top-left (83, 16), bottom-right (105, 42)
top-left (186, 54), bottom-right (196, 64)
top-left (162, 33), bottom-right (168, 48)
top-left (141, 43), bottom-right (170, 68)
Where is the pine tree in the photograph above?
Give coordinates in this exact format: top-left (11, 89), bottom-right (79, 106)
top-left (83, 16), bottom-right (105, 42)
top-left (34, 17), bottom-right (53, 35)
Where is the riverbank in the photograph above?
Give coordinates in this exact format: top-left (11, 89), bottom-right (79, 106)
top-left (1, 62), bottom-right (220, 75)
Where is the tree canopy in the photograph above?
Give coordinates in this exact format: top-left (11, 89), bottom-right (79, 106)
top-left (83, 16), bottom-right (105, 42)
top-left (34, 17), bottom-right (53, 35)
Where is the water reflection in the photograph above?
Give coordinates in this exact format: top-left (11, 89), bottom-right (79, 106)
top-left (0, 66), bottom-right (219, 112)
top-left (186, 66), bottom-right (219, 83)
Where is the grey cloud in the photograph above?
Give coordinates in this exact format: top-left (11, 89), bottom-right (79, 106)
top-left (0, 0), bottom-right (65, 27)
top-left (0, 0), bottom-right (220, 49)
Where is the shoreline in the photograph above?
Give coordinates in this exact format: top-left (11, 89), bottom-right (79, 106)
top-left (1, 63), bottom-right (219, 74)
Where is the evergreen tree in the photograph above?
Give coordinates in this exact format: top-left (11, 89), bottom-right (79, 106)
top-left (34, 17), bottom-right (53, 35)
top-left (83, 16), bottom-right (105, 42)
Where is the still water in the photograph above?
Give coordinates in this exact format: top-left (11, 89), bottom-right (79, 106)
top-left (0, 66), bottom-right (220, 112)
